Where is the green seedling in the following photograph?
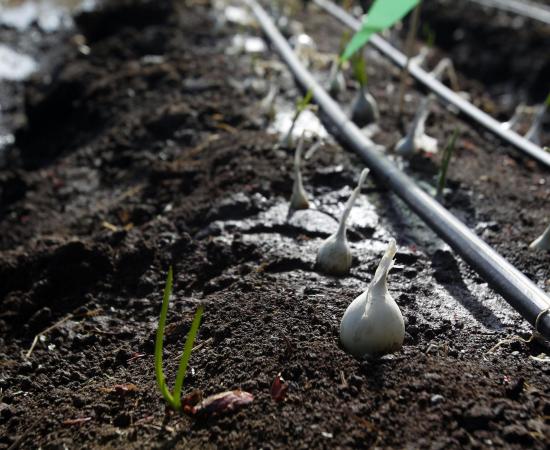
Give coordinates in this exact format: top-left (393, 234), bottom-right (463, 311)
top-left (282, 89), bottom-right (313, 146)
top-left (155, 267), bottom-right (204, 412)
top-left (436, 128), bottom-right (459, 201)
top-left (421, 23), bottom-right (435, 49)
top-left (351, 50), bottom-right (368, 89)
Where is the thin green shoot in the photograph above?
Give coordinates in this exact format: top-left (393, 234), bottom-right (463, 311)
top-left (295, 89), bottom-right (313, 116)
top-left (421, 23), bottom-right (435, 49)
top-left (283, 89), bottom-right (313, 146)
top-left (545, 92), bottom-right (550, 107)
top-left (351, 50), bottom-right (368, 89)
top-left (338, 30), bottom-right (351, 57)
top-left (436, 128), bottom-right (459, 201)
top-left (155, 267), bottom-right (204, 411)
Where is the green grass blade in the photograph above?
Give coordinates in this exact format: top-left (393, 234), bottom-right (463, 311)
top-left (285, 89), bottom-right (314, 144)
top-left (155, 267), bottom-right (175, 407)
top-left (422, 23), bottom-right (435, 48)
top-left (172, 305), bottom-right (205, 409)
top-left (296, 89), bottom-right (313, 114)
top-left (436, 129), bottom-right (459, 200)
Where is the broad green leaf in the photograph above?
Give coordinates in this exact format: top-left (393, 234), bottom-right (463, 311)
top-left (341, 0), bottom-right (420, 61)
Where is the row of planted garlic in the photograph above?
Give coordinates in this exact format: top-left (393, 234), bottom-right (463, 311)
top-left (290, 135), bottom-right (404, 359)
top-left (288, 127), bottom-right (549, 359)
top-left (326, 58), bottom-right (550, 248)
top-left (279, 44), bottom-right (548, 358)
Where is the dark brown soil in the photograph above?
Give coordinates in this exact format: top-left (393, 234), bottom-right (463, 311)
top-left (1, 1), bottom-right (549, 449)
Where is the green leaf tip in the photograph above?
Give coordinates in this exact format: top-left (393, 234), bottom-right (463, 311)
top-left (341, 0), bottom-right (421, 62)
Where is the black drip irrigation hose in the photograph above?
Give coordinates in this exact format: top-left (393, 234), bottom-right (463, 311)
top-left (243, 0), bottom-right (550, 338)
top-left (313, 0), bottom-right (550, 170)
top-left (468, 0), bottom-right (550, 25)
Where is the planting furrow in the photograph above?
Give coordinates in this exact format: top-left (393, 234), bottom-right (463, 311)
top-left (311, 0), bottom-right (550, 169)
top-left (243, 0), bottom-right (550, 339)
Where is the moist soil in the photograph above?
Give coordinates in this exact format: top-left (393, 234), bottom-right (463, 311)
top-left (1, 0), bottom-right (549, 448)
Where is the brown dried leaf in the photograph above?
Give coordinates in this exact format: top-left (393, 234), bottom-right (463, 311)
top-left (99, 383), bottom-right (139, 395)
top-left (63, 417), bottom-right (92, 426)
top-left (192, 390), bottom-right (253, 418)
top-left (271, 373), bottom-right (289, 402)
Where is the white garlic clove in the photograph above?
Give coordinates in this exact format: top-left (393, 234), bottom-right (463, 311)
top-left (351, 88), bottom-right (379, 128)
top-left (395, 134), bottom-right (414, 157)
top-left (395, 96), bottom-right (438, 157)
top-left (529, 224), bottom-right (550, 251)
top-left (316, 169), bottom-right (370, 275)
top-left (525, 103), bottom-right (546, 147)
top-left (289, 134), bottom-right (309, 211)
top-left (316, 232), bottom-right (352, 275)
top-left (340, 239), bottom-right (405, 358)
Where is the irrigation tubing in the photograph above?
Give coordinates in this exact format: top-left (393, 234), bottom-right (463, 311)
top-left (312, 0), bottom-right (550, 170)
top-left (467, 0), bottom-right (550, 25)
top-left (244, 0), bottom-right (550, 338)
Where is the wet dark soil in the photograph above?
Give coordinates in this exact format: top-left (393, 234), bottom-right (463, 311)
top-left (1, 1), bottom-right (549, 449)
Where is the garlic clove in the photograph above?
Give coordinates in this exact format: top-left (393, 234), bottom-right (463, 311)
top-left (259, 84), bottom-right (277, 119)
top-left (351, 88), bottom-right (379, 128)
top-left (289, 133), bottom-right (309, 211)
top-left (316, 169), bottom-right (370, 275)
top-left (395, 96), bottom-right (437, 156)
top-left (316, 232), bottom-right (352, 275)
top-left (340, 238), bottom-right (405, 358)
top-left (327, 59), bottom-right (346, 97)
top-left (529, 224), bottom-right (550, 251)
top-left (525, 103), bottom-right (546, 147)
top-left (395, 134), bottom-right (414, 157)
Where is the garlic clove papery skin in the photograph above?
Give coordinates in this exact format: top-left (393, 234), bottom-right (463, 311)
top-left (316, 169), bottom-right (370, 275)
top-left (351, 88), bottom-right (379, 128)
top-left (340, 239), bottom-right (405, 358)
top-left (289, 134), bottom-right (309, 211)
top-left (415, 133), bottom-right (438, 154)
top-left (529, 224), bottom-right (550, 251)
